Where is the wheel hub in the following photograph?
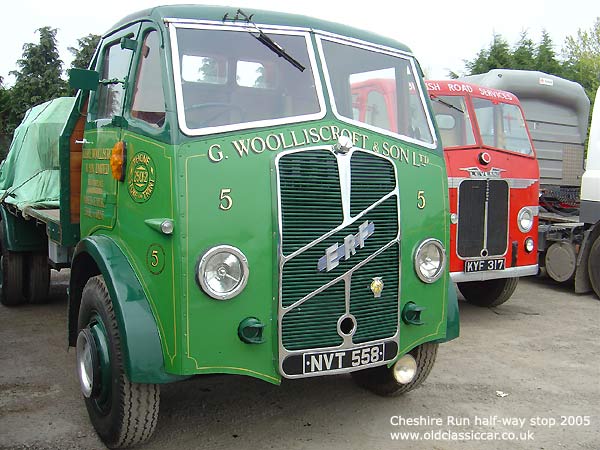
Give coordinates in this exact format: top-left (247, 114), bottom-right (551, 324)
top-left (76, 328), bottom-right (98, 398)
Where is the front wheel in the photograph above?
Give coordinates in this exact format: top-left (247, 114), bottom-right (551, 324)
top-left (351, 343), bottom-right (438, 396)
top-left (77, 275), bottom-right (160, 448)
top-left (457, 277), bottom-right (519, 307)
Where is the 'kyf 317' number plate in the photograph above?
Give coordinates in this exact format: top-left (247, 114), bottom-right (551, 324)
top-left (303, 343), bottom-right (385, 374)
top-left (464, 258), bottom-right (505, 273)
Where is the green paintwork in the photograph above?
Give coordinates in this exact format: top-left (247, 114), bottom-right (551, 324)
top-left (0, 206), bottom-right (46, 252)
top-left (71, 235), bottom-right (187, 383)
top-left (68, 68), bottom-right (99, 92)
top-left (59, 5), bottom-right (458, 385)
top-left (446, 283), bottom-right (460, 341)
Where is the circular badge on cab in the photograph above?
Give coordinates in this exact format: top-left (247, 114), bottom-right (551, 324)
top-left (127, 152), bottom-right (156, 203)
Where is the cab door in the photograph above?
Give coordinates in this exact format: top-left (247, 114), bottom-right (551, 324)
top-left (81, 24), bottom-right (141, 237)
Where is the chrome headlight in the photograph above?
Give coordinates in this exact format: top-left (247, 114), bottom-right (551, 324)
top-left (517, 207), bottom-right (534, 233)
top-left (414, 238), bottom-right (445, 283)
top-left (196, 245), bottom-right (249, 300)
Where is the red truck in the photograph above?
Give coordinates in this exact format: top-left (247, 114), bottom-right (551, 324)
top-left (352, 79), bottom-right (539, 306)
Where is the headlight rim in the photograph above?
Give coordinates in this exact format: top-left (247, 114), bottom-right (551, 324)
top-left (196, 245), bottom-right (249, 300)
top-left (414, 238), bottom-right (446, 284)
top-left (517, 207), bottom-right (534, 233)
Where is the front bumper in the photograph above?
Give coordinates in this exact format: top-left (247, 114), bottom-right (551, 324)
top-left (450, 264), bottom-right (538, 282)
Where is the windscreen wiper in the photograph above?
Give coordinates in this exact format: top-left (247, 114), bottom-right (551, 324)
top-left (430, 95), bottom-right (464, 114)
top-left (223, 9), bottom-right (306, 72)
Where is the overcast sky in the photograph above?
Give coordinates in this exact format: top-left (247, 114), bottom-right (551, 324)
top-left (1, 0), bottom-right (596, 85)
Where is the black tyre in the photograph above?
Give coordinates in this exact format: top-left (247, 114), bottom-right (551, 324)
top-left (351, 343), bottom-right (438, 396)
top-left (457, 277), bottom-right (519, 307)
top-left (77, 275), bottom-right (159, 448)
top-left (0, 228), bottom-right (26, 306)
top-left (24, 252), bottom-right (50, 304)
top-left (587, 236), bottom-right (600, 299)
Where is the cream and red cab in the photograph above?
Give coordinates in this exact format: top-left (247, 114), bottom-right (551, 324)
top-left (426, 80), bottom-right (539, 306)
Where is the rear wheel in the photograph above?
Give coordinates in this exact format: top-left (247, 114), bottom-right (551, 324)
top-left (77, 275), bottom-right (160, 448)
top-left (351, 343), bottom-right (438, 396)
top-left (0, 228), bottom-right (26, 307)
top-left (587, 236), bottom-right (600, 298)
top-left (457, 277), bottom-right (519, 307)
top-left (24, 252), bottom-right (50, 304)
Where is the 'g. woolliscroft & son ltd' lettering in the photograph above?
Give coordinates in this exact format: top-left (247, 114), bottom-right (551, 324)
top-left (206, 125), bottom-right (430, 167)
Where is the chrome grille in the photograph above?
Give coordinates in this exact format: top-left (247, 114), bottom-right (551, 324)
top-left (277, 148), bottom-right (400, 369)
top-left (457, 179), bottom-right (509, 258)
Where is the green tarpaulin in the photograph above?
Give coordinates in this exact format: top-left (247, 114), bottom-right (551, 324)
top-left (0, 97), bottom-right (75, 210)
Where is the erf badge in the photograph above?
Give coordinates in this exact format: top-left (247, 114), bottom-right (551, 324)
top-left (370, 277), bottom-right (384, 298)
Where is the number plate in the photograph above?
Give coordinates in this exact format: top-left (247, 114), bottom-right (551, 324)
top-left (464, 258), bottom-right (505, 273)
top-left (302, 343), bottom-right (385, 374)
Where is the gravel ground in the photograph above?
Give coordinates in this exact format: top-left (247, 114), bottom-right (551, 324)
top-left (1, 272), bottom-right (599, 450)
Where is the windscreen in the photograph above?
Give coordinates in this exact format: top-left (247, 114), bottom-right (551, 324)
top-left (430, 95), bottom-right (476, 147)
top-left (472, 98), bottom-right (533, 155)
top-left (321, 39), bottom-right (434, 145)
top-left (174, 27), bottom-right (322, 133)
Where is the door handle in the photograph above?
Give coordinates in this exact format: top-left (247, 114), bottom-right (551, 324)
top-left (75, 139), bottom-right (93, 145)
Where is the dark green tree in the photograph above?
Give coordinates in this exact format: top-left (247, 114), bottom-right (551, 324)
top-left (562, 17), bottom-right (600, 105)
top-left (8, 26), bottom-right (68, 133)
top-left (465, 33), bottom-right (513, 75)
top-left (0, 76), bottom-right (9, 133)
top-left (0, 76), bottom-right (11, 156)
top-left (512, 31), bottom-right (536, 70)
top-left (68, 33), bottom-right (100, 69)
top-left (535, 30), bottom-right (563, 76)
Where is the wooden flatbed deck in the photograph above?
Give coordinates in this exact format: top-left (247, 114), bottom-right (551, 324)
top-left (22, 206), bottom-right (61, 225)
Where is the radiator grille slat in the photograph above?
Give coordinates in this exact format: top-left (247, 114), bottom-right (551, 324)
top-left (487, 180), bottom-right (509, 256)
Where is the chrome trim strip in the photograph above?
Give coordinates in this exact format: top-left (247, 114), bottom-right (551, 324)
top-left (315, 35), bottom-right (438, 151)
top-left (451, 264), bottom-right (538, 282)
top-left (448, 177), bottom-right (538, 189)
top-left (169, 23), bottom-right (326, 137)
top-left (275, 146), bottom-right (401, 378)
top-left (164, 18), bottom-right (416, 58)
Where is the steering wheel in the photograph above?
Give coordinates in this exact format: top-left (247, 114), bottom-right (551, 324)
top-left (184, 102), bottom-right (245, 127)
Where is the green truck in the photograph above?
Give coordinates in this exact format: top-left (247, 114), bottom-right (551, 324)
top-left (0, 5), bottom-right (458, 448)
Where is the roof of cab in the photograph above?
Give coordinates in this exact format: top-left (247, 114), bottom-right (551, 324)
top-left (106, 4), bottom-right (412, 54)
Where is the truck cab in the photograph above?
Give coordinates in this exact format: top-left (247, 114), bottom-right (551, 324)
top-left (460, 70), bottom-right (597, 295)
top-left (425, 80), bottom-right (539, 306)
top-left (0, 6), bottom-right (458, 447)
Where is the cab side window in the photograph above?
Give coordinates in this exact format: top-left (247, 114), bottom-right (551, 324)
top-left (96, 42), bottom-right (132, 120)
top-left (131, 31), bottom-right (166, 127)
